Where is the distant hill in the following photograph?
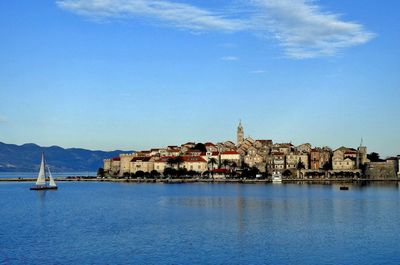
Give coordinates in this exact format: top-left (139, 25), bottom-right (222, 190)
top-left (0, 142), bottom-right (132, 172)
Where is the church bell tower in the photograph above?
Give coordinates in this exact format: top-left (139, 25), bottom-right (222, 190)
top-left (237, 120), bottom-right (244, 146)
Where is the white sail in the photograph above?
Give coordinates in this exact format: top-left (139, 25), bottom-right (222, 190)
top-left (47, 166), bottom-right (57, 187)
top-left (36, 153), bottom-right (46, 186)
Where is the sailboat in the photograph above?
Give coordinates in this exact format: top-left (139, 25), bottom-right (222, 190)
top-left (30, 153), bottom-right (58, 190)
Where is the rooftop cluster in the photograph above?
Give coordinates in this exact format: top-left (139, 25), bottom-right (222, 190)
top-left (103, 123), bottom-right (400, 180)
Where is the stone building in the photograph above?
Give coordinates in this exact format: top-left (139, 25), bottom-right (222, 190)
top-left (204, 142), bottom-right (218, 152)
top-left (254, 139), bottom-right (273, 158)
top-left (182, 156), bottom-right (208, 172)
top-left (398, 155), bottom-right (400, 176)
top-left (286, 153), bottom-right (309, 170)
top-left (201, 152), bottom-right (220, 166)
top-left (130, 157), bottom-right (154, 174)
top-left (356, 145), bottom-right (369, 168)
top-left (272, 152), bottom-right (285, 171)
top-left (332, 148), bottom-right (356, 170)
top-left (103, 158), bottom-right (111, 173)
top-left (365, 159), bottom-right (398, 179)
top-left (237, 121), bottom-right (244, 145)
top-left (220, 151), bottom-right (241, 167)
top-left (272, 143), bottom-right (294, 155)
top-left (110, 157), bottom-right (121, 175)
top-left (119, 153), bottom-right (135, 176)
top-left (154, 157), bottom-right (171, 173)
top-left (310, 148), bottom-right (331, 170)
top-left (244, 146), bottom-right (264, 170)
top-left (296, 143), bottom-right (312, 154)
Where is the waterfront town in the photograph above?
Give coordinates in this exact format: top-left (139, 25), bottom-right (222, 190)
top-left (103, 122), bottom-right (400, 180)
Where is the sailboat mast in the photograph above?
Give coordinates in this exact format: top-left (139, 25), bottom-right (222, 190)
top-left (43, 152), bottom-right (47, 182)
top-left (35, 152), bottom-right (46, 186)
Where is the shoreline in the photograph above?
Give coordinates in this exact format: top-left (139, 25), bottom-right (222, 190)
top-left (1, 177), bottom-right (399, 183)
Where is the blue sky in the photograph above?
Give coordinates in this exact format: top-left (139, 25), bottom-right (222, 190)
top-left (0, 0), bottom-right (399, 157)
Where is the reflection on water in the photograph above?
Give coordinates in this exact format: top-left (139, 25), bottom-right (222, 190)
top-left (0, 182), bottom-right (399, 265)
top-left (0, 172), bottom-right (97, 179)
top-left (36, 189), bottom-right (47, 203)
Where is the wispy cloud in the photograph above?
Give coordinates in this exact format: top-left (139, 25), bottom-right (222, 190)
top-left (56, 0), bottom-right (374, 59)
top-left (221, 56), bottom-right (239, 61)
top-left (249, 0), bottom-right (375, 58)
top-left (250, 70), bottom-right (266, 74)
top-left (56, 0), bottom-right (247, 31)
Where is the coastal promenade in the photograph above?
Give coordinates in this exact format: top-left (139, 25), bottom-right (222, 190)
top-left (1, 177), bottom-right (399, 183)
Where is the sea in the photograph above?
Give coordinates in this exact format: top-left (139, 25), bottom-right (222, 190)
top-left (0, 172), bottom-right (97, 179)
top-left (1, 181), bottom-right (400, 264)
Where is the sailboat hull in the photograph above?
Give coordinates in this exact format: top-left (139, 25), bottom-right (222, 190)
top-left (30, 185), bottom-right (58, 190)
top-left (30, 153), bottom-right (58, 190)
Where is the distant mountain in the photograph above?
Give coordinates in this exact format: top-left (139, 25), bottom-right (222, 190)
top-left (0, 142), bottom-right (132, 172)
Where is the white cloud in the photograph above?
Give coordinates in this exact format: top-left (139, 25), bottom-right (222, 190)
top-left (221, 56), bottom-right (239, 61)
top-left (250, 70), bottom-right (265, 74)
top-left (56, 0), bottom-right (375, 59)
top-left (56, 0), bottom-right (247, 31)
top-left (249, 0), bottom-right (375, 58)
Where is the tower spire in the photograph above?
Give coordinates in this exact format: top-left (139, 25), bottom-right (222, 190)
top-left (237, 120), bottom-right (244, 146)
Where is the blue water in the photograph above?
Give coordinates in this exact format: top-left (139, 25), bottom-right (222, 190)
top-left (1, 182), bottom-right (399, 265)
top-left (0, 172), bottom-right (97, 179)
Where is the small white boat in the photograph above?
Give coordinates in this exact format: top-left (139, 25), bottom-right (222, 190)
top-left (272, 171), bottom-right (282, 183)
top-left (30, 153), bottom-right (58, 190)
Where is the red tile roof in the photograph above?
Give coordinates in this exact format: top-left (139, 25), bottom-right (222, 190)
top-left (155, 156), bottom-right (175, 163)
top-left (182, 142), bottom-right (195, 145)
top-left (112, 157), bottom-right (121, 161)
top-left (222, 151), bottom-right (239, 155)
top-left (167, 149), bottom-right (181, 153)
top-left (131, 157), bottom-right (151, 162)
top-left (182, 156), bottom-right (207, 163)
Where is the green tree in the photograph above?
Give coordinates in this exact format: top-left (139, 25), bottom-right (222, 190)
top-left (264, 163), bottom-right (270, 178)
top-left (187, 170), bottom-right (197, 177)
top-left (194, 143), bottom-right (207, 152)
top-left (97, 167), bottom-right (105, 178)
top-left (250, 166), bottom-right (260, 179)
top-left (150, 170), bottom-right (160, 179)
top-left (163, 167), bottom-right (176, 178)
top-left (177, 168), bottom-right (188, 178)
top-left (167, 157), bottom-right (176, 168)
top-left (367, 152), bottom-right (383, 162)
top-left (230, 162), bottom-right (238, 177)
top-left (222, 160), bottom-right (230, 169)
top-left (296, 161), bottom-right (305, 179)
top-left (175, 156), bottom-right (184, 169)
top-left (282, 169), bottom-right (292, 178)
top-left (208, 157), bottom-right (218, 179)
top-left (136, 170), bottom-right (145, 178)
top-left (322, 161), bottom-right (332, 171)
top-left (322, 161), bottom-right (332, 178)
top-left (296, 161), bottom-right (305, 170)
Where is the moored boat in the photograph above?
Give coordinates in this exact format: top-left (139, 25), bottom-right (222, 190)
top-left (30, 153), bottom-right (58, 190)
top-left (272, 171), bottom-right (283, 183)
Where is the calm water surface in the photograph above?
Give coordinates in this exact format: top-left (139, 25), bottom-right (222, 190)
top-left (0, 172), bottom-right (96, 179)
top-left (1, 182), bottom-right (399, 264)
